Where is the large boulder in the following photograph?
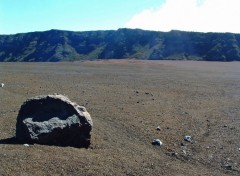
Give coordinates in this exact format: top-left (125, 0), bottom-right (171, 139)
top-left (16, 94), bottom-right (92, 148)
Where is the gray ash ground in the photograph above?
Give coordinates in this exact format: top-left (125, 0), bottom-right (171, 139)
top-left (0, 60), bottom-right (240, 175)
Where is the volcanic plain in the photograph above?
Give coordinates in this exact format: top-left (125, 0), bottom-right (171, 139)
top-left (0, 60), bottom-right (240, 176)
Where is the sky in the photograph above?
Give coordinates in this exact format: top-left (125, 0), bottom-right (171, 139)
top-left (0, 0), bottom-right (239, 34)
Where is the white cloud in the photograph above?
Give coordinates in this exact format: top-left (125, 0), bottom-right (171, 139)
top-left (125, 0), bottom-right (240, 33)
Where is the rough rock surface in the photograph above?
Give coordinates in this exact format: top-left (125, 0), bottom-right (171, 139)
top-left (16, 94), bottom-right (92, 147)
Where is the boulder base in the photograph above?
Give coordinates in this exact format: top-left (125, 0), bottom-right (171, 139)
top-left (16, 95), bottom-right (92, 148)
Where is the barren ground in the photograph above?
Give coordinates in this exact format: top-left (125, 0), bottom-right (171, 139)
top-left (0, 60), bottom-right (240, 176)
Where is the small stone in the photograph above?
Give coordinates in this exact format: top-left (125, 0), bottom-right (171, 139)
top-left (223, 164), bottom-right (233, 170)
top-left (152, 139), bottom-right (163, 146)
top-left (24, 144), bottom-right (30, 147)
top-left (0, 83), bottom-right (4, 87)
top-left (182, 150), bottom-right (187, 155)
top-left (171, 152), bottom-right (178, 156)
top-left (156, 126), bottom-right (161, 131)
top-left (184, 135), bottom-right (192, 142)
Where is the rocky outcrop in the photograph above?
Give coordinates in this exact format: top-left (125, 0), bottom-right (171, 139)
top-left (16, 94), bottom-right (92, 148)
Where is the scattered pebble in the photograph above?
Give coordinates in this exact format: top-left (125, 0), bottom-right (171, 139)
top-left (222, 164), bottom-right (233, 170)
top-left (171, 152), bottom-right (178, 156)
top-left (152, 139), bottom-right (163, 146)
top-left (184, 135), bottom-right (192, 142)
top-left (156, 126), bottom-right (161, 131)
top-left (23, 144), bottom-right (30, 147)
top-left (0, 83), bottom-right (4, 87)
top-left (182, 150), bottom-right (187, 155)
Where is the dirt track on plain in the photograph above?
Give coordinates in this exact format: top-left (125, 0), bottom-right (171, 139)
top-left (0, 60), bottom-right (240, 175)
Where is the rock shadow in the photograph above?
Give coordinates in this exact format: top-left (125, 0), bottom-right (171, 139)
top-left (0, 137), bottom-right (19, 144)
top-left (0, 136), bottom-right (90, 148)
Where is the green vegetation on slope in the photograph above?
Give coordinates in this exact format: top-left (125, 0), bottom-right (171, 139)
top-left (0, 29), bottom-right (240, 61)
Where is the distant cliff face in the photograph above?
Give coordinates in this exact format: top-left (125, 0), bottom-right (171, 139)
top-left (0, 28), bottom-right (240, 62)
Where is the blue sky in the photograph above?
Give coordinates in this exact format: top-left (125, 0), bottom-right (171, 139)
top-left (0, 0), bottom-right (239, 34)
top-left (0, 0), bottom-right (164, 34)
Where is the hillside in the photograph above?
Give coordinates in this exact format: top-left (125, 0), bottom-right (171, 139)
top-left (0, 29), bottom-right (240, 62)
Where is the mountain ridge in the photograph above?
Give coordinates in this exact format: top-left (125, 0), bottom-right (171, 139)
top-left (1, 28), bottom-right (240, 62)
